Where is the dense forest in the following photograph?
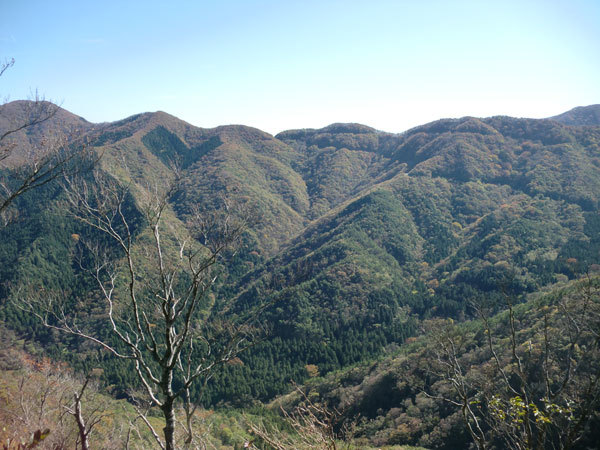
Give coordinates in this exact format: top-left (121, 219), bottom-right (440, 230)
top-left (1, 100), bottom-right (599, 448)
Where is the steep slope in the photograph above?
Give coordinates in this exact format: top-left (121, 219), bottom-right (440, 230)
top-left (278, 276), bottom-right (600, 449)
top-left (78, 110), bottom-right (312, 255)
top-left (0, 100), bottom-right (94, 166)
top-left (209, 115), bottom-right (600, 403)
top-left (277, 123), bottom-right (394, 218)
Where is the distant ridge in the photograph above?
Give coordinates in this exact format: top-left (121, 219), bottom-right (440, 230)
top-left (549, 104), bottom-right (600, 126)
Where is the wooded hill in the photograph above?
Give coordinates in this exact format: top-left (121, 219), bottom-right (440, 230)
top-left (1, 102), bottom-right (599, 447)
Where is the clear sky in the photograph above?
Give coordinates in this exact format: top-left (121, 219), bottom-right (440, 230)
top-left (1, 0), bottom-right (599, 135)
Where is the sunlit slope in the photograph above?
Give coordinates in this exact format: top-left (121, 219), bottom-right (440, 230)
top-left (1, 102), bottom-right (599, 406)
top-left (89, 111), bottom-right (312, 255)
top-left (213, 115), bottom-right (600, 402)
top-left (549, 104), bottom-right (600, 126)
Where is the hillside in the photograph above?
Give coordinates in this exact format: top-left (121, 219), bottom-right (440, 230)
top-left (271, 276), bottom-right (600, 449)
top-left (549, 104), bottom-right (600, 126)
top-left (0, 100), bottom-right (94, 166)
top-left (1, 102), bottom-right (599, 446)
top-left (210, 115), bottom-right (600, 403)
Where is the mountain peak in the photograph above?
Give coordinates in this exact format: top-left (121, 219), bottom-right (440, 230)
top-left (549, 104), bottom-right (600, 126)
top-left (275, 122), bottom-right (378, 142)
top-left (320, 123), bottom-right (378, 134)
top-left (0, 100), bottom-right (94, 165)
top-left (0, 100), bottom-right (92, 129)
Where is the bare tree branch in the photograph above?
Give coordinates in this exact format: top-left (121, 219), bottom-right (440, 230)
top-left (18, 167), bottom-right (260, 449)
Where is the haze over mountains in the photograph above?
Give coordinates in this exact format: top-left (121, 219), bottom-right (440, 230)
top-left (1, 101), bottom-right (600, 447)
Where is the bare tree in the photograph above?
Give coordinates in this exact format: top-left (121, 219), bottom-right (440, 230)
top-left (427, 277), bottom-right (600, 450)
top-left (20, 169), bottom-right (258, 449)
top-left (62, 376), bottom-right (106, 450)
top-left (0, 361), bottom-right (116, 449)
top-left (425, 319), bottom-right (487, 450)
top-left (249, 385), bottom-right (355, 450)
top-left (0, 58), bottom-right (93, 225)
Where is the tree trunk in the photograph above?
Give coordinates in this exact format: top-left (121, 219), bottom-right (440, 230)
top-left (162, 397), bottom-right (176, 450)
top-left (74, 393), bottom-right (89, 450)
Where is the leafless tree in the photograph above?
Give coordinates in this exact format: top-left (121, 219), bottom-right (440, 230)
top-left (0, 362), bottom-right (116, 449)
top-left (249, 385), bottom-right (355, 450)
top-left (0, 58), bottom-right (93, 226)
top-left (20, 169), bottom-right (258, 449)
top-left (62, 376), bottom-right (106, 450)
top-left (427, 276), bottom-right (600, 450)
top-left (425, 319), bottom-right (487, 450)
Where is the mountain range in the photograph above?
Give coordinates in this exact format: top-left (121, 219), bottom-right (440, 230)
top-left (1, 102), bottom-right (599, 447)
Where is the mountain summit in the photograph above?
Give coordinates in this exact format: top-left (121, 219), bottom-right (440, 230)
top-left (549, 104), bottom-right (600, 126)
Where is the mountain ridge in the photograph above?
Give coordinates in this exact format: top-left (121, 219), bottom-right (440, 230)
top-left (1, 100), bottom-right (599, 409)
top-left (549, 104), bottom-right (600, 126)
top-left (8, 99), bottom-right (600, 140)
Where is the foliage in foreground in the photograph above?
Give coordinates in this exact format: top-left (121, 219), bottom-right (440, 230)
top-left (275, 276), bottom-right (600, 449)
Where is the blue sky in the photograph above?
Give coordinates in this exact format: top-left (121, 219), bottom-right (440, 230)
top-left (1, 0), bottom-right (599, 134)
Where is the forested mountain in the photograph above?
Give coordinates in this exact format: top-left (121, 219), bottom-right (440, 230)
top-left (215, 114), bottom-right (600, 403)
top-left (549, 104), bottom-right (600, 126)
top-left (271, 276), bottom-right (600, 449)
top-left (0, 100), bottom-right (93, 166)
top-left (1, 102), bottom-right (599, 448)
